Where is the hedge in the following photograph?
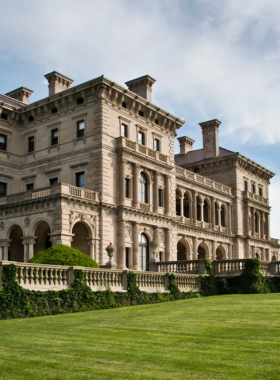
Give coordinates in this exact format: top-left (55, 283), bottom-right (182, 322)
top-left (0, 264), bottom-right (199, 320)
top-left (28, 245), bottom-right (99, 268)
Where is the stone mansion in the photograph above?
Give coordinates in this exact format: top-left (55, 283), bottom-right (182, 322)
top-left (0, 71), bottom-right (278, 270)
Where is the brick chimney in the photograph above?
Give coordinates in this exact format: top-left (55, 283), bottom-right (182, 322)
top-left (177, 136), bottom-right (195, 154)
top-left (44, 71), bottom-right (73, 97)
top-left (125, 75), bottom-right (156, 102)
top-left (199, 119), bottom-right (221, 159)
top-left (5, 87), bottom-right (33, 105)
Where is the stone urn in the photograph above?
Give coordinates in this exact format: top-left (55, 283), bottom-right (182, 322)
top-left (105, 242), bottom-right (116, 269)
top-left (149, 239), bottom-right (159, 263)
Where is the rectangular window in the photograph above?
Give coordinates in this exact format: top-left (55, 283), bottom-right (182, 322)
top-left (75, 172), bottom-right (85, 188)
top-left (28, 136), bottom-right (34, 153)
top-left (76, 97), bottom-right (84, 105)
top-left (138, 110), bottom-right (144, 117)
top-left (28, 116), bottom-right (34, 122)
top-left (252, 184), bottom-right (256, 193)
top-left (0, 182), bottom-right (7, 196)
top-left (154, 138), bottom-right (160, 151)
top-left (125, 178), bottom-right (130, 198)
top-left (51, 107), bottom-right (58, 114)
top-left (122, 102), bottom-right (127, 109)
top-left (194, 168), bottom-right (200, 173)
top-left (77, 120), bottom-right (85, 138)
top-left (49, 177), bottom-right (58, 185)
top-left (244, 180), bottom-right (248, 191)
top-left (158, 188), bottom-right (163, 207)
top-left (138, 131), bottom-right (145, 145)
top-left (51, 129), bottom-right (58, 145)
top-left (0, 134), bottom-right (7, 151)
top-left (0, 113), bottom-right (8, 120)
top-left (26, 183), bottom-right (34, 191)
top-left (121, 123), bottom-right (128, 138)
top-left (259, 187), bottom-right (263, 196)
top-left (125, 247), bottom-right (130, 268)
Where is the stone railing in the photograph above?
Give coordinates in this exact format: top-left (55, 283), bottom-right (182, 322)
top-left (270, 238), bottom-right (280, 245)
top-left (0, 261), bottom-right (201, 293)
top-left (0, 183), bottom-right (100, 206)
top-left (212, 259), bottom-right (272, 276)
top-left (243, 191), bottom-right (269, 206)
top-left (153, 260), bottom-right (207, 275)
top-left (116, 137), bottom-right (169, 165)
top-left (175, 166), bottom-right (232, 195)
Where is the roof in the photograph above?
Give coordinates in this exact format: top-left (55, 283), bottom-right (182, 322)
top-left (175, 147), bottom-right (236, 166)
top-left (0, 93), bottom-right (26, 109)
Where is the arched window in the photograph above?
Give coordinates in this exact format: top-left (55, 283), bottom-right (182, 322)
top-left (139, 233), bottom-right (149, 271)
top-left (255, 212), bottom-right (259, 233)
top-left (139, 172), bottom-right (148, 203)
top-left (203, 200), bottom-right (209, 223)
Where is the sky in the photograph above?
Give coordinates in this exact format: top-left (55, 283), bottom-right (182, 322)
top-left (0, 0), bottom-right (279, 238)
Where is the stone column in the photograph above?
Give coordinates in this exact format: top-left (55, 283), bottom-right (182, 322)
top-left (217, 207), bottom-right (221, 227)
top-left (180, 197), bottom-right (184, 217)
top-left (260, 212), bottom-right (265, 239)
top-left (3, 243), bottom-right (9, 261)
top-left (266, 213), bottom-right (270, 239)
top-left (244, 203), bottom-right (250, 235)
top-left (200, 199), bottom-right (204, 222)
top-left (23, 241), bottom-right (28, 262)
top-left (153, 171), bottom-right (159, 213)
top-left (212, 241), bottom-right (216, 260)
top-left (87, 239), bottom-right (95, 260)
top-left (133, 222), bottom-right (139, 270)
top-left (211, 198), bottom-right (216, 229)
top-left (192, 190), bottom-right (197, 226)
top-left (165, 229), bottom-right (171, 261)
top-left (117, 220), bottom-right (126, 269)
top-left (251, 207), bottom-right (255, 236)
top-left (251, 245), bottom-right (255, 259)
top-left (164, 175), bottom-right (170, 216)
top-left (133, 163), bottom-right (140, 208)
top-left (28, 239), bottom-right (35, 260)
top-left (0, 245), bottom-right (3, 260)
top-left (228, 204), bottom-right (232, 233)
top-left (261, 247), bottom-right (265, 261)
top-left (193, 236), bottom-right (197, 260)
top-left (228, 244), bottom-right (233, 260)
top-left (265, 248), bottom-right (270, 261)
top-left (189, 193), bottom-right (193, 220)
top-left (118, 158), bottom-right (126, 205)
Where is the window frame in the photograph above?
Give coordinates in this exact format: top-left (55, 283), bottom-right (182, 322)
top-left (138, 131), bottom-right (145, 145)
top-left (26, 183), bottom-right (34, 191)
top-left (76, 120), bottom-right (85, 138)
top-left (0, 134), bottom-right (7, 151)
top-left (154, 138), bottom-right (160, 152)
top-left (51, 128), bottom-right (59, 146)
top-left (118, 116), bottom-right (131, 139)
top-left (139, 172), bottom-right (148, 204)
top-left (0, 181), bottom-right (7, 197)
top-left (49, 177), bottom-right (58, 186)
top-left (28, 136), bottom-right (35, 153)
top-left (125, 177), bottom-right (130, 198)
top-left (121, 123), bottom-right (128, 138)
top-left (158, 188), bottom-right (163, 208)
top-left (75, 171), bottom-right (85, 189)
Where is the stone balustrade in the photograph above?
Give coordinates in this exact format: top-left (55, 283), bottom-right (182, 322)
top-left (116, 136), bottom-right (169, 165)
top-left (243, 191), bottom-right (269, 206)
top-left (155, 260), bottom-right (207, 275)
top-left (0, 183), bottom-right (100, 206)
top-left (0, 261), bottom-right (201, 293)
top-left (175, 165), bottom-right (232, 195)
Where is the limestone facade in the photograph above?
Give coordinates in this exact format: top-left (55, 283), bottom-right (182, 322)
top-left (0, 72), bottom-right (278, 269)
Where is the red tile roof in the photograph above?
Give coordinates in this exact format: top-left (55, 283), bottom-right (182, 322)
top-left (175, 147), bottom-right (236, 166)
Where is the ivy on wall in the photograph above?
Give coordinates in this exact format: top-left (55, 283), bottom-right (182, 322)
top-left (0, 265), bottom-right (198, 320)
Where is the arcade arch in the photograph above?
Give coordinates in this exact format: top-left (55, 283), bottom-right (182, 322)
top-left (9, 225), bottom-right (24, 262)
top-left (71, 222), bottom-right (91, 256)
top-left (34, 221), bottom-right (52, 255)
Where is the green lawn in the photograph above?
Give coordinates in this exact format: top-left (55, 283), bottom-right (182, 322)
top-left (1, 294), bottom-right (280, 380)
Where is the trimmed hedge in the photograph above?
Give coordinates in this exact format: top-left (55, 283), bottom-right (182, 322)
top-left (0, 264), bottom-right (199, 320)
top-left (28, 244), bottom-right (99, 268)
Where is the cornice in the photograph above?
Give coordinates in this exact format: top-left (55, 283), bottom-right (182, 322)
top-left (118, 147), bottom-right (174, 170)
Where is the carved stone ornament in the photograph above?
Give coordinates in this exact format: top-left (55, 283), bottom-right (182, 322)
top-left (125, 228), bottom-right (131, 238)
top-left (24, 218), bottom-right (30, 227)
top-left (0, 222), bottom-right (4, 231)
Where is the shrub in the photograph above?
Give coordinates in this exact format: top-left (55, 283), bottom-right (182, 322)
top-left (200, 260), bottom-right (228, 296)
top-left (28, 244), bottom-right (99, 268)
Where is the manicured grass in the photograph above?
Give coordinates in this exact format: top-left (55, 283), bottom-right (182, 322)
top-left (1, 294), bottom-right (280, 379)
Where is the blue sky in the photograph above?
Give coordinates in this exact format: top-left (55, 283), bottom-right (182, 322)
top-left (0, 0), bottom-right (279, 237)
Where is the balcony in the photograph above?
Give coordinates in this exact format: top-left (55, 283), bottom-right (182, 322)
top-left (0, 183), bottom-right (100, 206)
top-left (117, 137), bottom-right (170, 165)
top-left (175, 166), bottom-right (232, 195)
top-left (243, 191), bottom-right (269, 206)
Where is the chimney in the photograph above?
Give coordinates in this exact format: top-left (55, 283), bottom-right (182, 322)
top-left (177, 136), bottom-right (195, 155)
top-left (44, 71), bottom-right (73, 97)
top-left (199, 119), bottom-right (221, 159)
top-left (5, 87), bottom-right (33, 105)
top-left (125, 75), bottom-right (156, 102)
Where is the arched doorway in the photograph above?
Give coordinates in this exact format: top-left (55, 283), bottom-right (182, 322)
top-left (34, 221), bottom-right (52, 255)
top-left (197, 242), bottom-right (209, 259)
top-left (216, 245), bottom-right (225, 260)
top-left (9, 225), bottom-right (24, 262)
top-left (177, 238), bottom-right (189, 260)
top-left (71, 222), bottom-right (91, 256)
top-left (139, 233), bottom-right (149, 271)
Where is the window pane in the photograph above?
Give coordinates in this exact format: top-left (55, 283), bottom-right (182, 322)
top-left (26, 183), bottom-right (34, 191)
top-left (0, 135), bottom-right (5, 144)
top-left (0, 182), bottom-right (6, 196)
top-left (49, 177), bottom-right (58, 185)
top-left (0, 134), bottom-right (7, 151)
top-left (121, 124), bottom-right (127, 137)
top-left (76, 172), bottom-right (85, 188)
